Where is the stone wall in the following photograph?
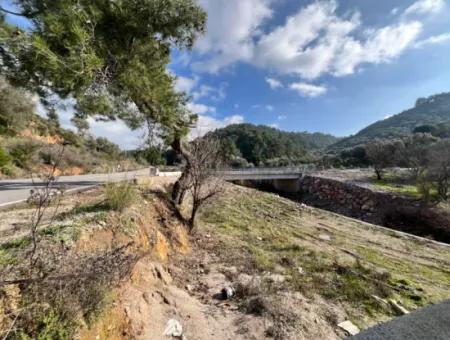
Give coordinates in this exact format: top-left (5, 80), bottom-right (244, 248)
top-left (298, 175), bottom-right (417, 224)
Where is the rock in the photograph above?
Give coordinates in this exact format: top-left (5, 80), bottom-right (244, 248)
top-left (389, 299), bottom-right (409, 315)
top-left (236, 273), bottom-right (254, 286)
top-left (318, 234), bottom-right (332, 242)
top-left (221, 286), bottom-right (235, 300)
top-left (338, 320), bottom-right (360, 336)
top-left (153, 264), bottom-right (172, 285)
top-left (297, 267), bottom-right (305, 275)
top-left (371, 295), bottom-right (388, 306)
top-left (265, 274), bottom-right (285, 283)
top-left (185, 284), bottom-right (194, 293)
top-left (163, 319), bottom-right (183, 337)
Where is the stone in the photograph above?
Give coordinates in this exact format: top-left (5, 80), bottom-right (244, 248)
top-left (338, 320), bottom-right (360, 336)
top-left (297, 267), bottom-right (305, 275)
top-left (318, 234), bottom-right (332, 242)
top-left (153, 264), bottom-right (172, 285)
top-left (236, 273), bottom-right (254, 286)
top-left (389, 299), bottom-right (409, 315)
top-left (265, 274), bottom-right (285, 283)
top-left (163, 319), bottom-right (183, 337)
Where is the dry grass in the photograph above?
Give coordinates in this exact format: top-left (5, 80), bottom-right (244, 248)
top-left (199, 184), bottom-right (450, 328)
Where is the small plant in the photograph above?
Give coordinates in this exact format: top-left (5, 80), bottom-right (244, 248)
top-left (104, 181), bottom-right (138, 212)
top-left (0, 146), bottom-right (11, 167)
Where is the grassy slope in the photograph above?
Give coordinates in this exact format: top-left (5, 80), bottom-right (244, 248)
top-left (200, 185), bottom-right (450, 328)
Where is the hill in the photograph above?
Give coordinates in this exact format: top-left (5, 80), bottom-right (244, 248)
top-left (331, 92), bottom-right (450, 150)
top-left (0, 79), bottom-right (139, 177)
top-left (207, 123), bottom-right (340, 167)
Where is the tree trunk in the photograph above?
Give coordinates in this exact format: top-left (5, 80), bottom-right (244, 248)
top-left (171, 137), bottom-right (193, 204)
top-left (188, 203), bottom-right (199, 232)
top-left (375, 168), bottom-right (382, 180)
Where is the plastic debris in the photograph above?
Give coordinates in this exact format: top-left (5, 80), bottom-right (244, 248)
top-left (163, 319), bottom-right (183, 337)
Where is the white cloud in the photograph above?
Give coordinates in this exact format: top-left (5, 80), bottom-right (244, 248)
top-left (265, 105), bottom-right (274, 111)
top-left (414, 32), bottom-right (450, 48)
top-left (391, 7), bottom-right (399, 15)
top-left (268, 123), bottom-right (279, 129)
top-left (191, 0), bottom-right (428, 80)
top-left (175, 75), bottom-right (199, 94)
top-left (265, 77), bottom-right (283, 89)
top-left (289, 82), bottom-right (327, 97)
top-left (277, 115), bottom-right (287, 121)
top-left (186, 102), bottom-right (216, 114)
top-left (193, 0), bottom-right (272, 73)
top-left (192, 83), bottom-right (227, 101)
top-left (404, 0), bottom-right (445, 17)
top-left (86, 118), bottom-right (142, 150)
top-left (254, 1), bottom-right (423, 79)
top-left (189, 114), bottom-right (244, 138)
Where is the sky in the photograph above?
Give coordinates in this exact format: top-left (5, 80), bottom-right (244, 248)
top-left (4, 0), bottom-right (450, 149)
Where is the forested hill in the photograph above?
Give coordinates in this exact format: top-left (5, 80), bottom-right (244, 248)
top-left (206, 123), bottom-right (340, 167)
top-left (331, 91), bottom-right (450, 150)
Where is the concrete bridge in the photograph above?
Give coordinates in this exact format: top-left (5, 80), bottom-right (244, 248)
top-left (216, 167), bottom-right (308, 192)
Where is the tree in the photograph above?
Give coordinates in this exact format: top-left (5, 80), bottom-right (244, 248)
top-left (185, 137), bottom-right (224, 231)
top-left (46, 108), bottom-right (60, 127)
top-left (1, 0), bottom-right (206, 202)
top-left (428, 139), bottom-right (450, 201)
top-left (366, 140), bottom-right (397, 180)
top-left (400, 133), bottom-right (437, 178)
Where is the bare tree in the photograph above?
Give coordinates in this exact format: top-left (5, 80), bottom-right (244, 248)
top-left (428, 139), bottom-right (450, 201)
top-left (27, 143), bottom-right (66, 263)
top-left (366, 140), bottom-right (397, 180)
top-left (184, 137), bottom-right (225, 231)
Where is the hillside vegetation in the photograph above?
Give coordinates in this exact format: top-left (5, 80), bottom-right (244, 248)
top-left (331, 92), bottom-right (450, 150)
top-left (0, 79), bottom-right (139, 178)
top-left (207, 123), bottom-right (340, 167)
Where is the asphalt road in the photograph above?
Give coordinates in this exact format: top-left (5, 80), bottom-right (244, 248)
top-left (0, 168), bottom-right (152, 208)
top-left (352, 299), bottom-right (450, 339)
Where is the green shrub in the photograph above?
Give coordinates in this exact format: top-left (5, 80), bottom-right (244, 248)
top-left (8, 140), bottom-right (40, 169)
top-left (0, 146), bottom-right (11, 167)
top-left (104, 181), bottom-right (138, 212)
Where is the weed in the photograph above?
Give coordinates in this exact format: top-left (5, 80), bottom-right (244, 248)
top-left (104, 181), bottom-right (139, 212)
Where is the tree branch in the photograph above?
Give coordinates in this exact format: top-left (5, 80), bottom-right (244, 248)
top-left (0, 6), bottom-right (26, 17)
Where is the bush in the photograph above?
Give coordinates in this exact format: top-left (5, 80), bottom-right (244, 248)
top-left (0, 146), bottom-right (11, 167)
top-left (8, 140), bottom-right (40, 169)
top-left (104, 181), bottom-right (138, 212)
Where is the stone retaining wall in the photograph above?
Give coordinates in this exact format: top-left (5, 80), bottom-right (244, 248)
top-left (298, 176), bottom-right (418, 224)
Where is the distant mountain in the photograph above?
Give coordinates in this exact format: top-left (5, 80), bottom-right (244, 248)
top-left (330, 92), bottom-right (450, 150)
top-left (206, 123), bottom-right (340, 167)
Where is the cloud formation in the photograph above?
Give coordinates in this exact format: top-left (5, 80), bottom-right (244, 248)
top-left (189, 114), bottom-right (244, 138)
top-left (192, 0), bottom-right (447, 81)
top-left (289, 82), bottom-right (328, 98)
top-left (404, 0), bottom-right (445, 17)
top-left (266, 77), bottom-right (283, 89)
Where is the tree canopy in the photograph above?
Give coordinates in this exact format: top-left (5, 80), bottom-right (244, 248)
top-left (1, 0), bottom-right (206, 144)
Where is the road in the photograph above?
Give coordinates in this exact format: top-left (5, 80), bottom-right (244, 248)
top-left (352, 299), bottom-right (450, 339)
top-left (0, 168), bottom-right (152, 208)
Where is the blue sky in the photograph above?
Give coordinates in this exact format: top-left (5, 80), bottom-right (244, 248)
top-left (4, 0), bottom-right (450, 148)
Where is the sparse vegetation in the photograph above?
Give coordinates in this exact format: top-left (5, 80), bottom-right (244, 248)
top-left (104, 181), bottom-right (138, 212)
top-left (200, 185), bottom-right (450, 326)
